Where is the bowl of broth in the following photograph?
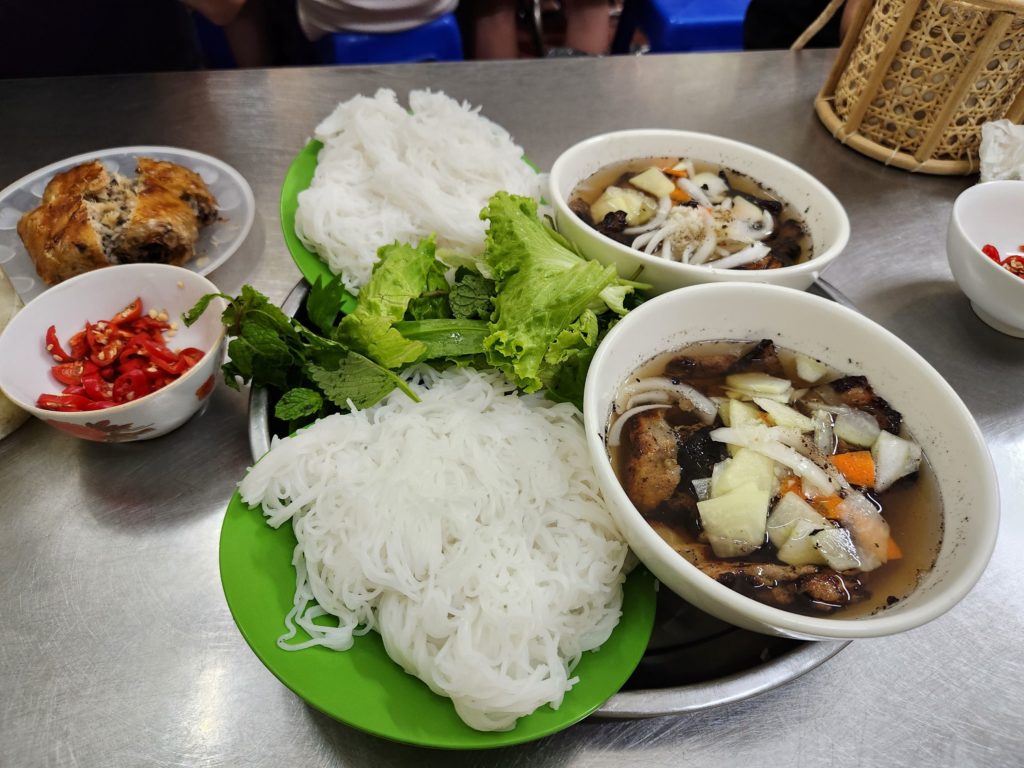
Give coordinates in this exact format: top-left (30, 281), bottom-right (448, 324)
top-left (549, 130), bottom-right (850, 294)
top-left (583, 283), bottom-right (998, 640)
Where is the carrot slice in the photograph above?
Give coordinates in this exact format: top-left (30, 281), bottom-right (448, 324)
top-left (887, 537), bottom-right (903, 561)
top-left (831, 451), bottom-right (876, 487)
top-left (812, 495), bottom-right (844, 521)
top-left (778, 474), bottom-right (803, 498)
top-left (662, 167), bottom-right (689, 178)
top-left (670, 188), bottom-right (690, 204)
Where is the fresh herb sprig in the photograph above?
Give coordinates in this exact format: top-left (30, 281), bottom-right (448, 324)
top-left (183, 239), bottom-right (497, 431)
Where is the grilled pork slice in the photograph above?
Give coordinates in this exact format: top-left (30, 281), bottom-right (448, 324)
top-left (622, 409), bottom-right (681, 514)
top-left (663, 537), bottom-right (867, 612)
top-left (17, 158), bottom-right (218, 285)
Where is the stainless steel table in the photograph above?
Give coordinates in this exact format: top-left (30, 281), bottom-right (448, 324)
top-left (1, 50), bottom-right (1021, 767)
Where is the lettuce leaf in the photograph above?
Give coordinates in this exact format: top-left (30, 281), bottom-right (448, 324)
top-left (480, 192), bottom-right (638, 393)
top-left (336, 239), bottom-right (439, 368)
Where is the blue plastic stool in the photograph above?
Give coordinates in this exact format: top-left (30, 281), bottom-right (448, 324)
top-left (315, 12), bottom-right (463, 65)
top-left (612, 0), bottom-right (752, 54)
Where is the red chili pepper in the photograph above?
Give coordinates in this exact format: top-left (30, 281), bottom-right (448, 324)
top-left (112, 369), bottom-right (152, 403)
top-left (179, 347), bottom-right (204, 366)
top-left (110, 298), bottom-right (142, 325)
top-left (36, 393), bottom-right (94, 411)
top-left (982, 244), bottom-right (1002, 263)
top-left (45, 325), bottom-right (74, 362)
top-left (81, 373), bottom-right (114, 402)
top-left (1002, 255), bottom-right (1024, 279)
top-left (91, 337), bottom-right (126, 367)
top-left (52, 361), bottom-right (88, 386)
top-left (39, 299), bottom-right (200, 412)
top-left (140, 338), bottom-right (179, 364)
top-left (80, 400), bottom-right (119, 411)
top-left (67, 330), bottom-right (88, 359)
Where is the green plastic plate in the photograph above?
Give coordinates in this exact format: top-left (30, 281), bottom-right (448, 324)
top-left (219, 490), bottom-right (657, 749)
top-left (280, 140), bottom-right (335, 287)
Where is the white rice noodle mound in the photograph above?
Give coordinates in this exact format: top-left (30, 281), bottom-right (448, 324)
top-left (294, 89), bottom-right (543, 293)
top-left (238, 366), bottom-right (628, 732)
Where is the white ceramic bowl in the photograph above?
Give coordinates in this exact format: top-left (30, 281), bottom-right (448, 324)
top-left (549, 130), bottom-right (850, 294)
top-left (947, 179), bottom-right (1024, 337)
top-left (583, 283), bottom-right (998, 640)
top-left (0, 264), bottom-right (227, 442)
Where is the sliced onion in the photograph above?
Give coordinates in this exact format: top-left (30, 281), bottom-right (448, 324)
top-left (709, 425), bottom-right (837, 495)
top-left (676, 176), bottom-right (711, 207)
top-left (691, 172), bottom-right (729, 203)
top-left (834, 409), bottom-right (881, 448)
top-left (615, 377), bottom-right (718, 424)
top-left (624, 195), bottom-right (671, 235)
top-left (631, 229), bottom-right (657, 250)
top-left (624, 390), bottom-right (672, 410)
top-left (644, 223), bottom-right (680, 255)
top-left (812, 409), bottom-right (835, 456)
top-left (689, 211), bottom-right (718, 265)
top-left (709, 242), bottom-right (771, 270)
top-left (607, 404), bottom-right (671, 448)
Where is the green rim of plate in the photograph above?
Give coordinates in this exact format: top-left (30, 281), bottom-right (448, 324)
top-left (280, 140), bottom-right (336, 288)
top-left (279, 141), bottom-right (541, 288)
top-left (219, 490), bottom-right (657, 749)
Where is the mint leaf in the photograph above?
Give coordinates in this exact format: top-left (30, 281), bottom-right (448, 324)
top-left (308, 352), bottom-right (419, 411)
top-left (307, 275), bottom-right (352, 334)
top-left (274, 388), bottom-right (323, 421)
top-left (182, 292), bottom-right (231, 327)
top-left (407, 259), bottom-right (452, 320)
top-left (449, 269), bottom-right (495, 320)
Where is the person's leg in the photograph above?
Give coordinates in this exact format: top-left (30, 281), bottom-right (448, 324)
top-left (473, 0), bottom-right (519, 59)
top-left (563, 0), bottom-right (609, 54)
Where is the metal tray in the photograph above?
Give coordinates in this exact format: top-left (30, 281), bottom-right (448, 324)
top-left (246, 278), bottom-right (853, 719)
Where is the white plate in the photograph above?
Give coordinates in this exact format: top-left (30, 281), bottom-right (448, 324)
top-left (0, 146), bottom-right (255, 303)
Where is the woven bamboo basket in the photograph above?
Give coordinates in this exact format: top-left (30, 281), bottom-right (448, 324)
top-left (814, 0), bottom-right (1024, 174)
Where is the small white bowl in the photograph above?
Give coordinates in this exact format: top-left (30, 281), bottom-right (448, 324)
top-left (583, 283), bottom-right (998, 640)
top-left (549, 130), bottom-right (850, 294)
top-left (0, 264), bottom-right (227, 442)
top-left (947, 180), bottom-right (1024, 337)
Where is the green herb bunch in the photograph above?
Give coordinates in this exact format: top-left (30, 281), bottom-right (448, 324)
top-left (185, 192), bottom-right (647, 433)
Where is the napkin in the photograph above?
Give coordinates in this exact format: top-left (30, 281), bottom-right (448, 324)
top-left (979, 119), bottom-right (1024, 182)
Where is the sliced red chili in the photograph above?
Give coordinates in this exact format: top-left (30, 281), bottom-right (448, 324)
top-left (67, 330), bottom-right (88, 359)
top-left (40, 299), bottom-right (199, 413)
top-left (179, 347), bottom-right (204, 365)
top-left (81, 400), bottom-right (119, 411)
top-left (1002, 255), bottom-right (1024, 279)
top-left (36, 393), bottom-right (94, 411)
top-left (982, 244), bottom-right (1001, 263)
top-left (45, 326), bottom-right (74, 362)
top-left (141, 338), bottom-right (179, 363)
top-left (151, 355), bottom-right (189, 375)
top-left (52, 361), bottom-right (88, 386)
top-left (91, 337), bottom-right (126, 367)
top-left (112, 369), bottom-right (151, 403)
top-left (81, 373), bottom-right (114, 402)
top-left (110, 297), bottom-right (142, 325)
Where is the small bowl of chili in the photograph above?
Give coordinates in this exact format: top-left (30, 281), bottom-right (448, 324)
top-left (0, 263), bottom-right (227, 442)
top-left (947, 179), bottom-right (1024, 337)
